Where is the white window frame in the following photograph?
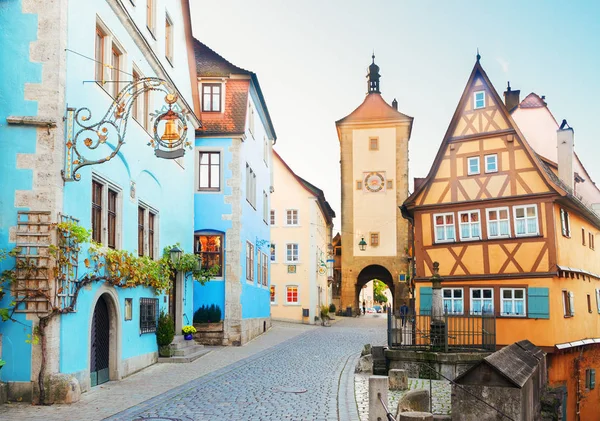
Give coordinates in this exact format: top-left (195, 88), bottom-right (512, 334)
top-left (248, 102), bottom-right (255, 136)
top-left (146, 0), bottom-right (156, 37)
top-left (467, 156), bottom-right (480, 175)
top-left (560, 208), bottom-right (571, 237)
top-left (201, 82), bottom-right (223, 113)
top-left (486, 207), bottom-right (511, 239)
top-left (470, 288), bottom-right (494, 315)
top-left (286, 243), bottom-right (299, 263)
top-left (197, 150), bottom-right (223, 192)
top-left (270, 244), bottom-right (276, 262)
top-left (484, 154), bottom-right (498, 173)
top-left (442, 288), bottom-right (464, 315)
top-left (433, 212), bottom-right (456, 243)
top-left (474, 90), bottom-right (486, 109)
top-left (500, 288), bottom-right (526, 317)
top-left (285, 285), bottom-right (300, 305)
top-left (458, 210), bottom-right (481, 241)
top-left (595, 289), bottom-right (600, 314)
top-left (270, 285), bottom-right (276, 304)
top-left (263, 191), bottom-right (268, 224)
top-left (263, 136), bottom-right (269, 166)
top-left (165, 13), bottom-right (174, 65)
top-left (138, 201), bottom-right (159, 259)
top-left (246, 163), bottom-right (257, 208)
top-left (92, 174), bottom-right (123, 250)
top-left (270, 210), bottom-right (276, 226)
top-left (286, 209), bottom-right (299, 226)
top-left (246, 241), bottom-right (255, 283)
top-left (513, 204), bottom-right (539, 237)
top-left (563, 290), bottom-right (575, 317)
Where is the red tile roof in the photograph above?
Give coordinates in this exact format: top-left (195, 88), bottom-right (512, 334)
top-left (336, 93), bottom-right (413, 124)
top-left (519, 93), bottom-right (547, 109)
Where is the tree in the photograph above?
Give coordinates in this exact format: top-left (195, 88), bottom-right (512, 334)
top-left (373, 280), bottom-right (388, 304)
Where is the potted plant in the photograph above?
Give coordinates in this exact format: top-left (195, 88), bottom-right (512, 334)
top-left (156, 310), bottom-right (175, 357)
top-left (182, 325), bottom-right (196, 340)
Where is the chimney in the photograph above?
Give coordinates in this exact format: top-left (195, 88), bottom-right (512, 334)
top-left (503, 81), bottom-right (520, 112)
top-left (557, 119), bottom-right (574, 191)
top-left (392, 98), bottom-right (398, 110)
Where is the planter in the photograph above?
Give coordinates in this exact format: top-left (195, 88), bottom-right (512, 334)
top-left (184, 333), bottom-right (193, 340)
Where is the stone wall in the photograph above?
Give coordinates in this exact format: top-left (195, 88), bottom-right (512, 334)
top-left (385, 349), bottom-right (488, 381)
top-left (240, 317), bottom-right (272, 345)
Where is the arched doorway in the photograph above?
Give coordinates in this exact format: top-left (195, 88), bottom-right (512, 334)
top-left (90, 295), bottom-right (110, 387)
top-left (356, 265), bottom-right (395, 311)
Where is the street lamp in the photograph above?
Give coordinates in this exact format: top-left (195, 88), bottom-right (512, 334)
top-left (169, 245), bottom-right (183, 265)
top-left (358, 237), bottom-right (367, 252)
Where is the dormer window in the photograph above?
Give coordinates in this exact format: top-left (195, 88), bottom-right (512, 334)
top-left (474, 91), bottom-right (486, 109)
top-left (202, 83), bottom-right (221, 112)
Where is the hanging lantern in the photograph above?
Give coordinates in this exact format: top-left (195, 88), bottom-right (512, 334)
top-left (358, 237), bottom-right (367, 251)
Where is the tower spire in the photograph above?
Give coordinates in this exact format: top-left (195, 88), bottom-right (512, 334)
top-left (476, 48), bottom-right (481, 62)
top-left (367, 53), bottom-right (381, 94)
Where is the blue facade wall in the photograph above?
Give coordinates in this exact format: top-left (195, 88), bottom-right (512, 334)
top-left (0, 0), bottom-right (41, 382)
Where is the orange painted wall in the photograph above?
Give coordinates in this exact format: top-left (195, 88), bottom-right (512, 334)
top-left (555, 204), bottom-right (600, 274)
top-left (548, 345), bottom-right (600, 421)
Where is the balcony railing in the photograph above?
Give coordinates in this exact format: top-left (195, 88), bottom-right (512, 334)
top-left (387, 311), bottom-right (496, 352)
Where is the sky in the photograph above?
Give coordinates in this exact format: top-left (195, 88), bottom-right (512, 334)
top-left (190, 0), bottom-right (600, 232)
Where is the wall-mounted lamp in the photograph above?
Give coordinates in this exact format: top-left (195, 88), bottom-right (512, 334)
top-left (358, 237), bottom-right (367, 252)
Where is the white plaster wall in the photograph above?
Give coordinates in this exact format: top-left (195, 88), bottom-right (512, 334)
top-left (352, 127), bottom-right (397, 257)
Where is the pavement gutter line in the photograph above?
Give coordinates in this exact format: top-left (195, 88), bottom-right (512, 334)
top-left (337, 352), bottom-right (361, 421)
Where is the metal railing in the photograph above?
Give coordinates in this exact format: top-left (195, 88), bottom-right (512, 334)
top-left (387, 311), bottom-right (496, 352)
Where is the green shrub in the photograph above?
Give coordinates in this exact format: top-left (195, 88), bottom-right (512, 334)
top-left (156, 310), bottom-right (175, 347)
top-left (320, 305), bottom-right (329, 318)
top-left (193, 304), bottom-right (222, 323)
top-left (329, 303), bottom-right (336, 313)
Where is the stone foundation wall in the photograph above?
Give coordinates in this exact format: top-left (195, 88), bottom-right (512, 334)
top-left (240, 317), bottom-right (271, 345)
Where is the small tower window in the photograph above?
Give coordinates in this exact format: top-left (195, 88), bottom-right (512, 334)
top-left (474, 91), bottom-right (486, 109)
top-left (369, 137), bottom-right (379, 151)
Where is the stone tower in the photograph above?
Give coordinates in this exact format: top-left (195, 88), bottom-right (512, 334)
top-left (335, 55), bottom-right (413, 313)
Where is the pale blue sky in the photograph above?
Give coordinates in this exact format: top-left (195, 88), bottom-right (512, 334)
top-left (191, 1), bottom-right (600, 230)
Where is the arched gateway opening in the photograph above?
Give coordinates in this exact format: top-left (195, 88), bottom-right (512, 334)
top-left (356, 265), bottom-right (395, 312)
top-left (89, 289), bottom-right (121, 389)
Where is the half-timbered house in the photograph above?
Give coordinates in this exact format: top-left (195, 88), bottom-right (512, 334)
top-left (403, 58), bottom-right (600, 420)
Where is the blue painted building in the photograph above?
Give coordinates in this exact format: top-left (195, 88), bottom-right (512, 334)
top-left (192, 41), bottom-right (276, 345)
top-left (0, 0), bottom-right (201, 402)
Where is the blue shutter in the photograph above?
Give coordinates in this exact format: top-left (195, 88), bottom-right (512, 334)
top-left (528, 287), bottom-right (550, 319)
top-left (419, 287), bottom-right (432, 315)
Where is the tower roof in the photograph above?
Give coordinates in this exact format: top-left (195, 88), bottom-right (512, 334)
top-left (336, 93), bottom-right (413, 126)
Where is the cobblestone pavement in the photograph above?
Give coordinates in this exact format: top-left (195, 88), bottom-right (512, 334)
top-left (0, 315), bottom-right (387, 421)
top-left (355, 373), bottom-right (451, 420)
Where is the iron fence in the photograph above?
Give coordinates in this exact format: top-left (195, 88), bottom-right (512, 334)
top-left (387, 311), bottom-right (496, 352)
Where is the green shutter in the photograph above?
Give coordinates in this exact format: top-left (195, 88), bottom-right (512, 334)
top-left (528, 287), bottom-right (550, 319)
top-left (420, 287), bottom-right (432, 315)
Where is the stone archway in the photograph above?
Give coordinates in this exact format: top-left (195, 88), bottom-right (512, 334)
top-left (355, 265), bottom-right (395, 311)
top-left (87, 286), bottom-right (121, 391)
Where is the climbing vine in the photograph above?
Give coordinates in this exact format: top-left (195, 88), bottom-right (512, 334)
top-left (0, 219), bottom-right (219, 404)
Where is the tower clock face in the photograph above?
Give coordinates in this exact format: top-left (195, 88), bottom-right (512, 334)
top-left (364, 172), bottom-right (385, 192)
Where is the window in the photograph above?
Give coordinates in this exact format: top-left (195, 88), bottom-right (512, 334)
top-left (92, 177), bottom-right (121, 248)
top-left (588, 294), bottom-right (593, 313)
top-left (582, 228), bottom-right (586, 246)
top-left (286, 210), bottom-right (299, 226)
top-left (202, 84), bottom-right (221, 112)
top-left (165, 14), bottom-right (173, 63)
top-left (92, 180), bottom-right (103, 243)
top-left (95, 26), bottom-right (106, 82)
top-left (270, 244), bottom-right (276, 262)
top-left (514, 205), bottom-right (539, 236)
top-left (124, 298), bottom-right (132, 321)
top-left (369, 137), bottom-right (379, 151)
top-left (270, 210), bottom-right (276, 226)
top-left (485, 154), bottom-right (498, 173)
top-left (194, 234), bottom-right (223, 277)
top-left (110, 45), bottom-right (121, 98)
top-left (264, 136), bottom-right (269, 165)
top-left (286, 286), bottom-right (298, 304)
top-left (590, 233), bottom-right (595, 250)
top-left (132, 69), bottom-right (142, 122)
top-left (246, 164), bottom-right (256, 207)
top-left (248, 102), bottom-right (255, 135)
top-left (467, 157), bottom-right (480, 175)
top-left (138, 206), bottom-right (145, 256)
top-left (246, 241), bottom-right (254, 281)
top-left (370, 232), bottom-right (379, 247)
top-left (148, 212), bottom-right (155, 259)
top-left (586, 369), bottom-right (596, 390)
top-left (146, 0), bottom-right (155, 35)
top-left (263, 191), bottom-right (268, 224)
top-left (560, 209), bottom-right (571, 237)
top-left (470, 288), bottom-right (493, 315)
top-left (562, 290), bottom-right (574, 317)
top-left (595, 289), bottom-right (600, 314)
top-left (474, 90), bottom-right (486, 109)
top-left (140, 297), bottom-right (158, 334)
top-left (501, 288), bottom-right (526, 316)
top-left (198, 151), bottom-right (220, 191)
top-left (270, 285), bottom-right (276, 303)
top-left (356, 181), bottom-right (363, 190)
top-left (458, 210), bottom-right (481, 241)
top-left (487, 207), bottom-right (510, 238)
top-left (137, 204), bottom-right (158, 258)
top-left (262, 252), bottom-right (268, 286)
top-left (434, 213), bottom-right (455, 243)
top-left (442, 288), bottom-right (463, 314)
top-left (286, 243), bottom-right (299, 263)
top-left (386, 180), bottom-right (393, 190)
top-left (257, 252), bottom-right (263, 286)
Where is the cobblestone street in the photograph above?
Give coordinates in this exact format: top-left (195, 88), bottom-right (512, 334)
top-left (0, 316), bottom-right (386, 421)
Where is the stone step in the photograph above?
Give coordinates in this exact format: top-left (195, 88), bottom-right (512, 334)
top-left (195, 331), bottom-right (224, 338)
top-left (195, 336), bottom-right (227, 346)
top-left (171, 339), bottom-right (198, 350)
top-left (173, 344), bottom-right (205, 357)
top-left (158, 347), bottom-right (213, 364)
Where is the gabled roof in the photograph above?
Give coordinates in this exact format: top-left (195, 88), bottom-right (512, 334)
top-left (404, 59), bottom-right (567, 208)
top-left (519, 92), bottom-right (547, 109)
top-left (274, 150), bottom-right (335, 224)
top-left (455, 340), bottom-right (544, 388)
top-left (193, 39), bottom-right (252, 78)
top-left (336, 93), bottom-right (413, 126)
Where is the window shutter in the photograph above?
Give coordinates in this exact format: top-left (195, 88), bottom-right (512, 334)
top-left (591, 369), bottom-right (596, 390)
top-left (569, 291), bottom-right (575, 316)
top-left (527, 287), bottom-right (549, 319)
top-left (419, 287), bottom-right (432, 315)
top-left (560, 209), bottom-right (566, 236)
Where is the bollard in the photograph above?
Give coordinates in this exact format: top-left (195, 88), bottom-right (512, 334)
top-left (368, 375), bottom-right (389, 421)
top-left (399, 412), bottom-right (433, 421)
